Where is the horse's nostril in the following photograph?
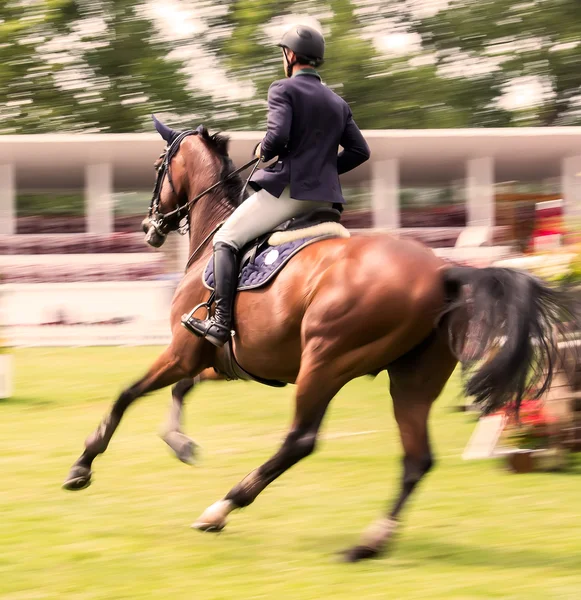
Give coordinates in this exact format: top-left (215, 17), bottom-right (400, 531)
top-left (145, 227), bottom-right (165, 248)
top-left (141, 219), bottom-right (150, 234)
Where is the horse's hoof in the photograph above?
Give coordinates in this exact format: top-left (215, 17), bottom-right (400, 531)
top-left (191, 521), bottom-right (226, 533)
top-left (191, 499), bottom-right (233, 533)
top-left (62, 466), bottom-right (92, 491)
top-left (342, 545), bottom-right (380, 563)
top-left (162, 431), bottom-right (198, 465)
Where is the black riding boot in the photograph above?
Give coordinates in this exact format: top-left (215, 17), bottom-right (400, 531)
top-left (181, 242), bottom-right (238, 347)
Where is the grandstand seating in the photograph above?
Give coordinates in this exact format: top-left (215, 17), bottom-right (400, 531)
top-left (0, 223), bottom-right (512, 283)
top-left (0, 233), bottom-right (165, 283)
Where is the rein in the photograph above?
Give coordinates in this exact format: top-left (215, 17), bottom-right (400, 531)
top-left (183, 159), bottom-right (260, 272)
top-left (148, 129), bottom-right (261, 270)
top-left (184, 221), bottom-right (225, 272)
top-left (149, 127), bottom-right (260, 238)
top-left (161, 156), bottom-right (260, 223)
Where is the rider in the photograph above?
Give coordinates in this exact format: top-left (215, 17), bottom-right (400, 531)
top-left (182, 23), bottom-right (371, 347)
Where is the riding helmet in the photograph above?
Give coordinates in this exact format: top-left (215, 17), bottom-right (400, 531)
top-left (278, 24), bottom-right (325, 66)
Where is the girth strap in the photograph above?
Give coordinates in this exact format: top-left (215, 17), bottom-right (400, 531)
top-left (221, 341), bottom-right (287, 388)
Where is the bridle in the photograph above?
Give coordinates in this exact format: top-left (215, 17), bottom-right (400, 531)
top-left (146, 130), bottom-right (259, 243)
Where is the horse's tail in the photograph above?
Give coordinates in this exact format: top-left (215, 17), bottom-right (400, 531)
top-left (440, 266), bottom-right (578, 417)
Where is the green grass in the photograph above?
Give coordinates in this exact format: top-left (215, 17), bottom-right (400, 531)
top-left (1, 347), bottom-right (581, 600)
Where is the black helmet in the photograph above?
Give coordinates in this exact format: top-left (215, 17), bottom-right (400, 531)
top-left (278, 25), bottom-right (325, 66)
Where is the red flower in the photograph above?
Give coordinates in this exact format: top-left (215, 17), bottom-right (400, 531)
top-left (502, 398), bottom-right (557, 428)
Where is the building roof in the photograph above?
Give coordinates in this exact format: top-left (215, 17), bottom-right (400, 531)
top-left (2, 127), bottom-right (581, 190)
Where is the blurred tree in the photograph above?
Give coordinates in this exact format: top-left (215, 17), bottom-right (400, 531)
top-left (204, 0), bottom-right (515, 129)
top-left (415, 0), bottom-right (581, 126)
top-left (6, 0), bottom-right (572, 133)
top-left (320, 0), bottom-right (464, 128)
top-left (68, 0), bottom-right (185, 132)
top-left (326, 0), bottom-right (513, 127)
top-left (0, 0), bottom-right (207, 133)
top-left (0, 0), bottom-right (80, 132)
top-left (206, 0), bottom-right (485, 129)
top-left (201, 0), bottom-right (290, 129)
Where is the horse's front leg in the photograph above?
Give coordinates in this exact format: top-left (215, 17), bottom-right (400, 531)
top-left (63, 347), bottom-right (194, 491)
top-left (191, 341), bottom-right (346, 533)
top-left (161, 368), bottom-right (224, 465)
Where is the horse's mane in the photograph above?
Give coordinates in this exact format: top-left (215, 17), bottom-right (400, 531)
top-left (196, 125), bottom-right (247, 207)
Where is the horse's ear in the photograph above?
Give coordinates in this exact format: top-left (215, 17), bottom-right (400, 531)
top-left (195, 124), bottom-right (205, 135)
top-left (152, 114), bottom-right (179, 144)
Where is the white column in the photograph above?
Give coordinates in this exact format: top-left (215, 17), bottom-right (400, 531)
top-left (85, 163), bottom-right (113, 234)
top-left (561, 156), bottom-right (581, 222)
top-left (465, 157), bottom-right (495, 227)
top-left (0, 164), bottom-right (16, 235)
top-left (371, 159), bottom-right (400, 229)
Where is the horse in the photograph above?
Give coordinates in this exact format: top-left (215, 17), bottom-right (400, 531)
top-left (63, 118), bottom-right (575, 562)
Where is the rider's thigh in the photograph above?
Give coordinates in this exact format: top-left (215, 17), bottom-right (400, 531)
top-left (213, 188), bottom-right (330, 250)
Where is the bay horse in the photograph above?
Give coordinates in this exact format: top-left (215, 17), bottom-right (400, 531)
top-left (63, 120), bottom-right (574, 562)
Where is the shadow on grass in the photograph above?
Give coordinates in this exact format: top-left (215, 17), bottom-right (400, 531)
top-left (309, 530), bottom-right (581, 570)
top-left (402, 535), bottom-right (581, 570)
top-left (0, 395), bottom-right (55, 408)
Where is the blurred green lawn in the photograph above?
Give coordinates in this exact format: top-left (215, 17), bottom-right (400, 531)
top-left (1, 347), bottom-right (580, 600)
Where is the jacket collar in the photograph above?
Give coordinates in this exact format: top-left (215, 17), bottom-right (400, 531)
top-left (292, 68), bottom-right (321, 81)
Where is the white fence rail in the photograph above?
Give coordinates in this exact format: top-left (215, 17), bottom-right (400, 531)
top-left (0, 242), bottom-right (521, 347)
top-left (2, 281), bottom-right (176, 346)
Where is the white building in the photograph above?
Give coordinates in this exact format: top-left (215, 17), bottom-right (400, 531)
top-left (2, 127), bottom-right (580, 347)
top-left (1, 127), bottom-right (580, 236)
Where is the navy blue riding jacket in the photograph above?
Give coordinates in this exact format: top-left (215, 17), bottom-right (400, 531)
top-left (250, 69), bottom-right (371, 204)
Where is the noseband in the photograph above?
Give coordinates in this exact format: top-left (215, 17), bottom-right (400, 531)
top-left (148, 130), bottom-right (197, 237)
top-left (147, 131), bottom-right (260, 239)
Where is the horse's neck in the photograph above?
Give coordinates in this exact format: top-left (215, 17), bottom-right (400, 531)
top-left (186, 193), bottom-right (234, 270)
top-left (182, 144), bottom-right (237, 271)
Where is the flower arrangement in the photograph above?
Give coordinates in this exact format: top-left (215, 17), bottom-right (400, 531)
top-left (495, 245), bottom-right (581, 335)
top-left (512, 246), bottom-right (581, 284)
top-left (555, 248), bottom-right (581, 286)
top-left (504, 398), bottom-right (557, 450)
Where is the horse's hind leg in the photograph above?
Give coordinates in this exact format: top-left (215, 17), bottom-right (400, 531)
top-left (161, 368), bottom-right (223, 465)
top-left (345, 330), bottom-right (457, 562)
top-left (63, 347), bottom-right (190, 491)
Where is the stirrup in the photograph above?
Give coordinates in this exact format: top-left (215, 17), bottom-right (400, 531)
top-left (181, 314), bottom-right (233, 347)
top-left (181, 293), bottom-right (233, 347)
top-left (181, 298), bottom-right (213, 324)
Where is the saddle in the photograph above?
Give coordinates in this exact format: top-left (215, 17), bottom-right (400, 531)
top-left (239, 206), bottom-right (343, 270)
top-left (204, 206), bottom-right (348, 293)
